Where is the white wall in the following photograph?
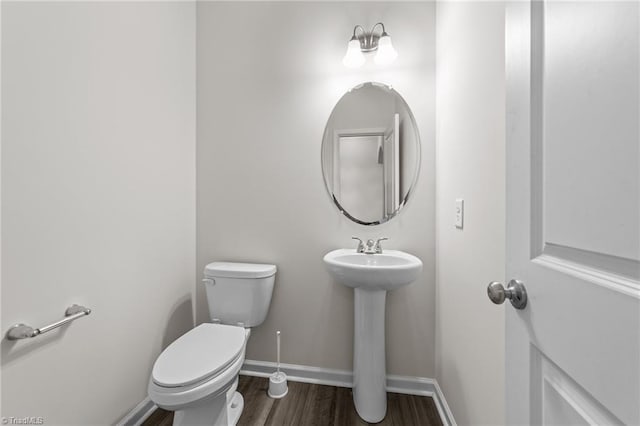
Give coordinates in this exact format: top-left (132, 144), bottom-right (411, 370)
top-left (197, 2), bottom-right (436, 377)
top-left (435, 2), bottom-right (506, 424)
top-left (1, 2), bottom-right (195, 423)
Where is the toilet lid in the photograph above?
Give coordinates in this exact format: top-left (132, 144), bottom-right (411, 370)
top-left (204, 262), bottom-right (277, 279)
top-left (152, 323), bottom-right (245, 388)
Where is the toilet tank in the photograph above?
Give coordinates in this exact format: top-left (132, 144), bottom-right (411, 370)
top-left (203, 262), bottom-right (276, 327)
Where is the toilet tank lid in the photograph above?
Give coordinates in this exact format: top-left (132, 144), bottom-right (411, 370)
top-left (204, 262), bottom-right (277, 279)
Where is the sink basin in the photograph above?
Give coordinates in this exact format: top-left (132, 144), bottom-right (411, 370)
top-left (323, 248), bottom-right (423, 291)
top-left (323, 247), bottom-right (423, 423)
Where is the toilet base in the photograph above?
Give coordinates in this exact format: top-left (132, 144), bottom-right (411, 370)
top-left (227, 392), bottom-right (244, 425)
top-left (172, 390), bottom-right (244, 426)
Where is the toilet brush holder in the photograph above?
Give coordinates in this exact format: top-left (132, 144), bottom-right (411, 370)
top-left (268, 330), bottom-right (288, 399)
top-left (268, 371), bottom-right (288, 399)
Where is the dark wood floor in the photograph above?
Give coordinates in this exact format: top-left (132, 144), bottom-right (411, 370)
top-left (143, 375), bottom-right (442, 426)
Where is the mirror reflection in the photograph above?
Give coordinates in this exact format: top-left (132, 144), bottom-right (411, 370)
top-left (321, 82), bottom-right (421, 225)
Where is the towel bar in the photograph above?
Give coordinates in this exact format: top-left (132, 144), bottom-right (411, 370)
top-left (5, 304), bottom-right (91, 340)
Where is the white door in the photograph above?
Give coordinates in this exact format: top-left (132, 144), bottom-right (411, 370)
top-left (502, 1), bottom-right (640, 425)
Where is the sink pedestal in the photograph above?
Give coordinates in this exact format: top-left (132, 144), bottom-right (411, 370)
top-left (353, 288), bottom-right (387, 423)
top-left (323, 248), bottom-right (423, 423)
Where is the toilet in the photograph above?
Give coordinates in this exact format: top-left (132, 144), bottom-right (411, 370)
top-left (148, 262), bottom-right (277, 426)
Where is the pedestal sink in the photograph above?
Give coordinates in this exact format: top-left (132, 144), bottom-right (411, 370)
top-left (323, 248), bottom-right (423, 423)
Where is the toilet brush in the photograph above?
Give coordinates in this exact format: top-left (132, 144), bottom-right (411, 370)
top-left (268, 330), bottom-right (288, 399)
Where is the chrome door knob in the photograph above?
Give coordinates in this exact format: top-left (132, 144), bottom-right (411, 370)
top-left (487, 279), bottom-right (527, 310)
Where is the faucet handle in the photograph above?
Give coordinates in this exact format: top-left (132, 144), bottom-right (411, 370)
top-left (374, 237), bottom-right (389, 253)
top-left (352, 236), bottom-right (365, 253)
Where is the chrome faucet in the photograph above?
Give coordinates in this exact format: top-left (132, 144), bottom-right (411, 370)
top-left (352, 237), bottom-right (388, 254)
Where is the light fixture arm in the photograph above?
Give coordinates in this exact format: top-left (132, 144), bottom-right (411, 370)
top-left (371, 22), bottom-right (387, 36)
top-left (351, 25), bottom-right (366, 40)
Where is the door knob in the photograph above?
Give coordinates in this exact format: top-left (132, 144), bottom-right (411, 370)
top-left (487, 279), bottom-right (527, 309)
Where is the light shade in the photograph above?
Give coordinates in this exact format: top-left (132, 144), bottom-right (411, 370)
top-left (343, 38), bottom-right (365, 68)
top-left (374, 34), bottom-right (398, 65)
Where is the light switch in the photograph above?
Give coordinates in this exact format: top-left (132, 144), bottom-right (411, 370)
top-left (455, 199), bottom-right (464, 229)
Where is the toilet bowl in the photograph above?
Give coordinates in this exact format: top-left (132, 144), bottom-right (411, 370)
top-left (148, 262), bottom-right (276, 426)
top-left (148, 324), bottom-right (249, 425)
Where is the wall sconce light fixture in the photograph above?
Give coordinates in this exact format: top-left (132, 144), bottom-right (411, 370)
top-left (343, 22), bottom-right (398, 68)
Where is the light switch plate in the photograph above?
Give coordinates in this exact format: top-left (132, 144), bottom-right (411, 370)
top-left (455, 199), bottom-right (464, 229)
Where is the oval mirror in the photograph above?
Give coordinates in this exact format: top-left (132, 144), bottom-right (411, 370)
top-left (321, 82), bottom-right (421, 225)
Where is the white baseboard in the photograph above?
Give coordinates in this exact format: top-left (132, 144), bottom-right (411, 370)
top-left (119, 360), bottom-right (456, 426)
top-left (240, 359), bottom-right (353, 388)
top-left (241, 359), bottom-right (456, 426)
top-left (116, 397), bottom-right (156, 426)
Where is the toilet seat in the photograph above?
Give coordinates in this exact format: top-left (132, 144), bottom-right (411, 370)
top-left (148, 346), bottom-right (245, 411)
top-left (152, 323), bottom-right (246, 388)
